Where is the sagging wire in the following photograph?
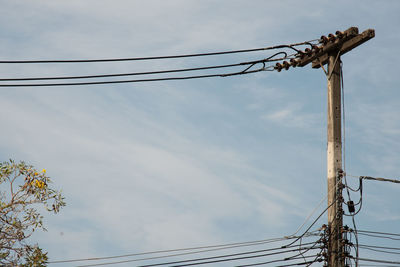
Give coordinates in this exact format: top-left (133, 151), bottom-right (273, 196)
top-left (234, 254), bottom-right (323, 267)
top-left (282, 200), bottom-right (338, 249)
top-left (49, 235), bottom-right (303, 264)
top-left (0, 40), bottom-right (318, 64)
top-left (357, 229), bottom-right (400, 238)
top-left (135, 244), bottom-right (323, 267)
top-left (0, 55), bottom-right (286, 82)
top-left (0, 68), bottom-right (267, 87)
top-left (0, 52), bottom-right (295, 87)
top-left (360, 176), bottom-right (400, 184)
top-left (357, 232), bottom-right (400, 241)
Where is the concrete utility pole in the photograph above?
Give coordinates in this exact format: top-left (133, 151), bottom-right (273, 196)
top-left (288, 26), bottom-right (375, 266)
top-left (326, 51), bottom-right (343, 267)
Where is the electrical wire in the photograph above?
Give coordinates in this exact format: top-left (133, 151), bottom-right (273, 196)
top-left (359, 246), bottom-right (400, 255)
top-left (80, 250), bottom-right (324, 267)
top-left (358, 244), bottom-right (400, 251)
top-left (353, 257), bottom-right (400, 265)
top-left (75, 242), bottom-right (323, 267)
top-left (285, 176), bottom-right (344, 251)
top-left (283, 238), bottom-right (323, 263)
top-left (0, 54), bottom-right (290, 82)
top-left (0, 68), bottom-right (267, 87)
top-left (49, 235), bottom-right (312, 264)
top-left (304, 249), bottom-right (325, 267)
top-left (289, 194), bottom-right (327, 238)
top-left (356, 230), bottom-right (400, 237)
top-left (235, 254), bottom-right (321, 267)
top-left (356, 232), bottom-right (400, 241)
top-left (340, 60), bottom-right (360, 266)
top-left (357, 265), bottom-right (400, 267)
top-left (360, 176), bottom-right (400, 184)
top-left (0, 41), bottom-right (317, 64)
top-left (283, 194), bottom-right (339, 248)
top-left (343, 178), bottom-right (363, 215)
top-left (0, 64), bottom-right (274, 87)
top-left (135, 245), bottom-right (322, 267)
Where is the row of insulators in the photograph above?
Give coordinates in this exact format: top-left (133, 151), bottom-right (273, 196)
top-left (274, 30), bottom-right (345, 72)
top-left (320, 30), bottom-right (345, 44)
top-left (275, 60), bottom-right (294, 71)
top-left (275, 45), bottom-right (322, 71)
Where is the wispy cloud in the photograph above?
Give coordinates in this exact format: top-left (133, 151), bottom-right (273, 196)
top-left (262, 103), bottom-right (322, 130)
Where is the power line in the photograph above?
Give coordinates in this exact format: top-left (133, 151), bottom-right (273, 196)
top-left (0, 55), bottom-right (290, 82)
top-left (75, 239), bottom-right (323, 267)
top-left (283, 196), bottom-right (337, 248)
top-left (357, 232), bottom-right (400, 241)
top-left (353, 256), bottom-right (400, 265)
top-left (360, 176), bottom-right (400, 184)
top-left (159, 253), bottom-right (322, 267)
top-left (235, 254), bottom-right (322, 267)
top-left (357, 230), bottom-right (400, 237)
top-left (359, 246), bottom-right (400, 256)
top-left (0, 41), bottom-right (317, 64)
top-left (77, 247), bottom-right (323, 267)
top-left (49, 235), bottom-right (315, 264)
top-left (358, 244), bottom-right (400, 251)
top-left (136, 244), bottom-right (322, 267)
top-left (0, 65), bottom-right (273, 87)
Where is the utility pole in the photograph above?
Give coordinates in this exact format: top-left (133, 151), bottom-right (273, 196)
top-left (326, 50), bottom-right (343, 267)
top-left (279, 26), bottom-right (375, 266)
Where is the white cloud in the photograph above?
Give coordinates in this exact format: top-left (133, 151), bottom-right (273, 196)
top-left (262, 104), bottom-right (322, 130)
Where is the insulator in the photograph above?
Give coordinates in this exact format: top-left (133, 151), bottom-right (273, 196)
top-left (275, 63), bottom-right (282, 72)
top-left (312, 45), bottom-right (320, 53)
top-left (320, 35), bottom-right (329, 44)
top-left (336, 30), bottom-right (344, 38)
top-left (328, 33), bottom-right (336, 42)
top-left (282, 61), bottom-right (290, 70)
top-left (290, 58), bottom-right (298, 67)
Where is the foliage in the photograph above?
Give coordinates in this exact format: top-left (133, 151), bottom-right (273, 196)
top-left (0, 160), bottom-right (65, 266)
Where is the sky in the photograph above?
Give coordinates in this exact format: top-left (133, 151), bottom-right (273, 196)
top-left (0, 1), bottom-right (399, 266)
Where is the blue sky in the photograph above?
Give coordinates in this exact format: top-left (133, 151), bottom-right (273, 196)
top-left (0, 1), bottom-right (399, 266)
